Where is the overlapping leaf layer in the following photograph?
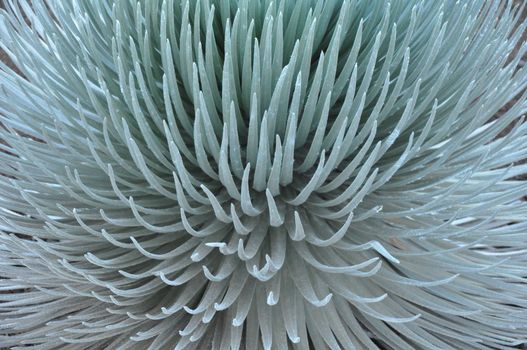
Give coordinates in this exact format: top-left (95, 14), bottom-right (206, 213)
top-left (1, 0), bottom-right (527, 349)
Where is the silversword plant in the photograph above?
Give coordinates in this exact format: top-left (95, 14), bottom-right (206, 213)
top-left (1, 0), bottom-right (527, 349)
